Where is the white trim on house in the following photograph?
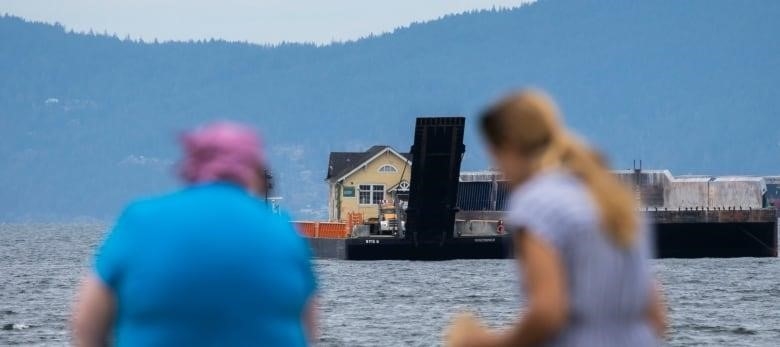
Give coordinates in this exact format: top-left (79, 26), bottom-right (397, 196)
top-left (387, 180), bottom-right (410, 192)
top-left (336, 147), bottom-right (411, 183)
top-left (378, 164), bottom-right (399, 173)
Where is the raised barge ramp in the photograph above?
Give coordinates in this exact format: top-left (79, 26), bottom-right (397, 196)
top-left (302, 118), bottom-right (777, 260)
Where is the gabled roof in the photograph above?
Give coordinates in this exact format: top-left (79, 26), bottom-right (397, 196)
top-left (326, 145), bottom-right (411, 183)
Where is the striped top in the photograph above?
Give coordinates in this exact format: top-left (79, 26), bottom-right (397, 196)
top-left (506, 170), bottom-right (659, 347)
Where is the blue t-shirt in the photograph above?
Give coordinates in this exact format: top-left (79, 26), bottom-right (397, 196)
top-left (95, 182), bottom-right (317, 347)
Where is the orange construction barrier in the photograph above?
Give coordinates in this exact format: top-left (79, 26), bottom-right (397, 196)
top-left (292, 221), bottom-right (348, 239)
top-left (318, 222), bottom-right (348, 238)
top-left (346, 212), bottom-right (364, 237)
top-left (293, 221), bottom-right (317, 238)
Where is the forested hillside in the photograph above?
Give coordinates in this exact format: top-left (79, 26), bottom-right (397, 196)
top-left (1, 0), bottom-right (778, 220)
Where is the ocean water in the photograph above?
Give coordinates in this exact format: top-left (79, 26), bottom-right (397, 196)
top-left (1, 223), bottom-right (779, 346)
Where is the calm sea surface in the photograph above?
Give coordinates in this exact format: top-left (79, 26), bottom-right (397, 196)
top-left (1, 223), bottom-right (779, 346)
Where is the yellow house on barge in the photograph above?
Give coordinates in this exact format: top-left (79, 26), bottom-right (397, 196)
top-left (326, 146), bottom-right (411, 222)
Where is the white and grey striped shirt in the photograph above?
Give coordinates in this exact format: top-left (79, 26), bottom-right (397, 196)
top-left (507, 170), bottom-right (659, 347)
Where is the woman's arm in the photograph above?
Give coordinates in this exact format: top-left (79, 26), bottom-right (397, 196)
top-left (71, 275), bottom-right (116, 347)
top-left (496, 231), bottom-right (569, 346)
top-left (446, 231), bottom-right (569, 347)
top-left (647, 281), bottom-right (667, 338)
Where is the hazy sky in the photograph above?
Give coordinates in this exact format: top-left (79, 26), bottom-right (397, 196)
top-left (2, 0), bottom-right (535, 44)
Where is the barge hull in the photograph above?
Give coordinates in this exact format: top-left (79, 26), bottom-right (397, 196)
top-left (650, 209), bottom-right (778, 258)
top-left (306, 236), bottom-right (513, 260)
top-left (655, 222), bottom-right (777, 258)
top-left (306, 210), bottom-right (778, 260)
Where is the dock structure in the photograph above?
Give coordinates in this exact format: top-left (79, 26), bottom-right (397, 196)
top-left (617, 169), bottom-right (776, 257)
top-left (455, 169), bottom-right (778, 258)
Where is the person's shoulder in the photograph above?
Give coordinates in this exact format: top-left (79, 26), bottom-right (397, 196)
top-left (510, 171), bottom-right (598, 227)
top-left (116, 188), bottom-right (195, 221)
top-left (512, 171), bottom-right (581, 205)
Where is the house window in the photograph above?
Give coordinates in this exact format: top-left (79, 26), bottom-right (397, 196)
top-left (378, 164), bottom-right (398, 173)
top-left (359, 185), bottom-right (371, 204)
top-left (359, 184), bottom-right (385, 205)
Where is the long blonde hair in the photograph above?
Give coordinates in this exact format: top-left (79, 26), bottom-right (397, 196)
top-left (480, 89), bottom-right (638, 248)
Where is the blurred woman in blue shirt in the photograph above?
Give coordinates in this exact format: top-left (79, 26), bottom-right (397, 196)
top-left (72, 122), bottom-right (317, 347)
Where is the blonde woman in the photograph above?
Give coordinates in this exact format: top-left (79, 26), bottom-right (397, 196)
top-left (447, 90), bottom-right (666, 347)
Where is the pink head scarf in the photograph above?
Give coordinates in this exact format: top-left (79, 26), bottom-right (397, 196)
top-left (179, 122), bottom-right (265, 189)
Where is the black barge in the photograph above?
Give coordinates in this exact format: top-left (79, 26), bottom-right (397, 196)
top-left (305, 117), bottom-right (778, 260)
